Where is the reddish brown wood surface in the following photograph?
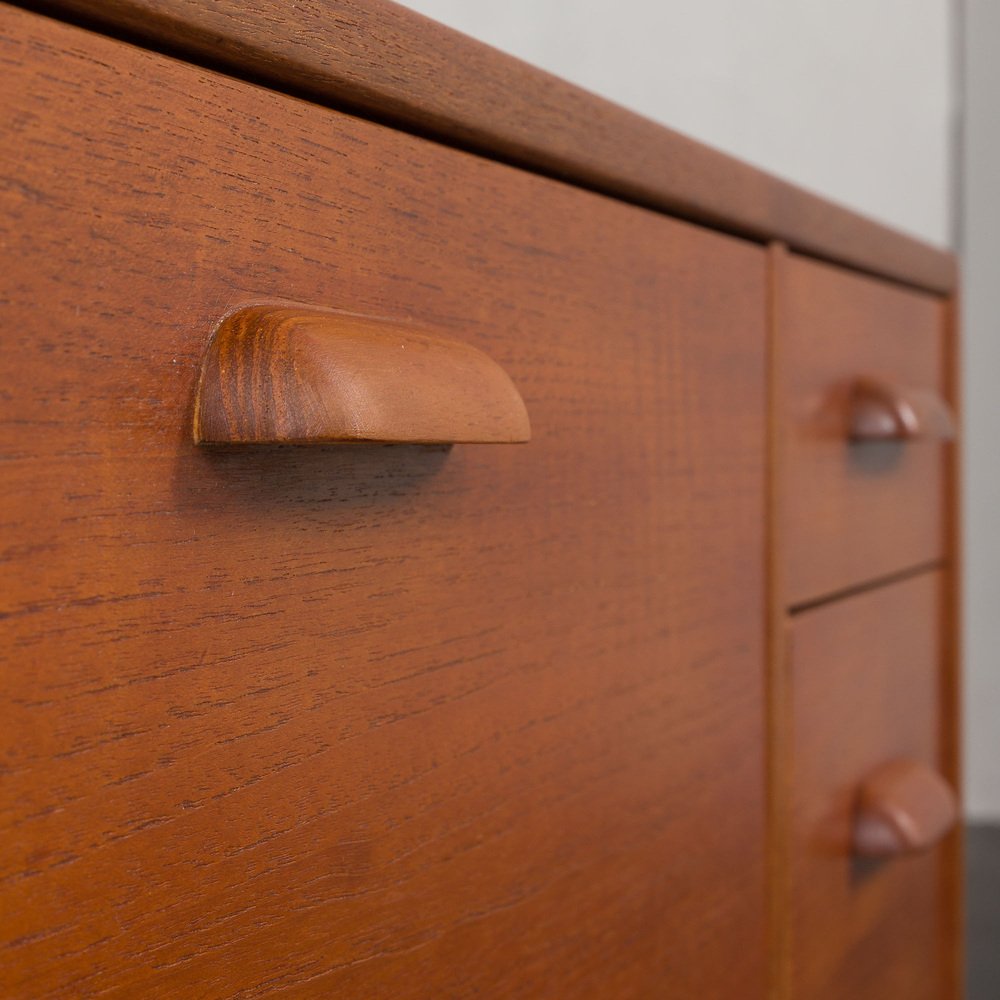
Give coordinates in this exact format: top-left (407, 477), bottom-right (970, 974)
top-left (764, 241), bottom-right (795, 999)
top-left (787, 571), bottom-right (956, 1000)
top-left (0, 7), bottom-right (768, 997)
top-left (767, 246), bottom-right (963, 998)
top-left (29, 0), bottom-right (956, 293)
top-left (779, 252), bottom-right (949, 606)
top-left (194, 305), bottom-right (532, 444)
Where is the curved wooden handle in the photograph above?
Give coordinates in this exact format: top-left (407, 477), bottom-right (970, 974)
top-left (848, 377), bottom-right (955, 442)
top-left (853, 759), bottom-right (958, 858)
top-left (193, 305), bottom-right (531, 445)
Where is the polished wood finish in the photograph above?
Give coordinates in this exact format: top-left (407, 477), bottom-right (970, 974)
top-left (768, 243), bottom-right (962, 997)
top-left (787, 571), bottom-right (955, 1000)
top-left (854, 759), bottom-right (959, 858)
top-left (36, 0), bottom-right (955, 293)
top-left (194, 305), bottom-right (531, 445)
top-left (849, 377), bottom-right (956, 443)
top-left (779, 252), bottom-right (949, 606)
top-left (0, 7), bottom-right (769, 997)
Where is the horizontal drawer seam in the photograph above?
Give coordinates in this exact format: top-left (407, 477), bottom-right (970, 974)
top-left (788, 559), bottom-right (947, 616)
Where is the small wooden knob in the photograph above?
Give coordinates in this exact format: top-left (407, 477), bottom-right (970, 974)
top-left (848, 377), bottom-right (955, 442)
top-left (853, 759), bottom-right (958, 857)
top-left (193, 305), bottom-right (531, 445)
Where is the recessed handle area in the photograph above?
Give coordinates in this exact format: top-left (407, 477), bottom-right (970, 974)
top-left (848, 377), bottom-right (956, 443)
top-left (853, 758), bottom-right (958, 858)
top-left (193, 305), bottom-right (531, 445)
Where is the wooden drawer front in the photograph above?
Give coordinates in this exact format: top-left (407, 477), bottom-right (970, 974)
top-left (781, 253), bottom-right (950, 606)
top-left (787, 572), bottom-right (956, 999)
top-left (0, 8), bottom-right (767, 999)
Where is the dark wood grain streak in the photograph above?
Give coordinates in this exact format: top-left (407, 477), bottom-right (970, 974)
top-left (21, 0), bottom-right (956, 293)
top-left (193, 305), bottom-right (532, 444)
top-left (0, 6), bottom-right (767, 997)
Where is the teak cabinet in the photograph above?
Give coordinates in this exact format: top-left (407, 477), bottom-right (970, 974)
top-left (0, 3), bottom-right (961, 998)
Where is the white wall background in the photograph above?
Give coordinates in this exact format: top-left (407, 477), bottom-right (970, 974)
top-left (400, 0), bottom-right (955, 247)
top-left (401, 2), bottom-right (1000, 818)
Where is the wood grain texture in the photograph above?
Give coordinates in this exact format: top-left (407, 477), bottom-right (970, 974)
top-left (764, 241), bottom-right (794, 1000)
top-left (27, 0), bottom-right (956, 293)
top-left (0, 7), bottom-right (768, 997)
top-left (779, 252), bottom-right (949, 606)
top-left (193, 305), bottom-right (532, 444)
top-left (768, 245), bottom-right (962, 998)
top-left (787, 571), bottom-right (956, 1000)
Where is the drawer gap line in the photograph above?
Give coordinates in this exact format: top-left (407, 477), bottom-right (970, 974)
top-left (788, 559), bottom-right (947, 616)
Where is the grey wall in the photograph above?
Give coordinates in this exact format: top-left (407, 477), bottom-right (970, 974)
top-left (400, 0), bottom-right (955, 247)
top-left (962, 0), bottom-right (1000, 822)
top-left (401, 2), bottom-right (1000, 815)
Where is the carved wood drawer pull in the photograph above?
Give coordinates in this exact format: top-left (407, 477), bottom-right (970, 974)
top-left (193, 305), bottom-right (531, 445)
top-left (853, 758), bottom-right (958, 857)
top-left (848, 377), bottom-right (956, 442)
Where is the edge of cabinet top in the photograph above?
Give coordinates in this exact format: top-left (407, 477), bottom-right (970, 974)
top-left (26, 0), bottom-right (954, 294)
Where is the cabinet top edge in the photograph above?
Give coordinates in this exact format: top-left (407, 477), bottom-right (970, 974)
top-left (30, 0), bottom-right (956, 294)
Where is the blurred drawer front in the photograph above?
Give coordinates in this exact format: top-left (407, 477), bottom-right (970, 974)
top-left (0, 7), bottom-right (768, 999)
top-left (780, 254), bottom-right (952, 606)
top-left (787, 571), bottom-right (957, 1000)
